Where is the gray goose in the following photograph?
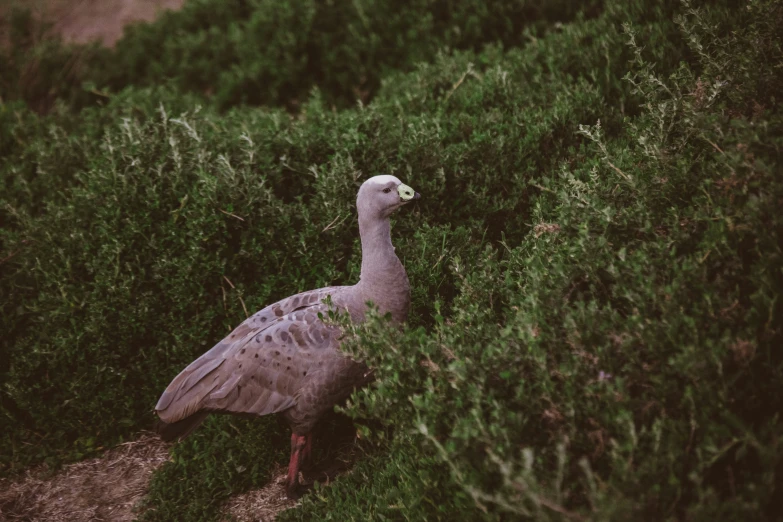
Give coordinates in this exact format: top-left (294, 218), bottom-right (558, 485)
top-left (155, 175), bottom-right (420, 498)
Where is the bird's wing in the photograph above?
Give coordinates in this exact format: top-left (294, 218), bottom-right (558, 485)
top-left (155, 286), bottom-right (345, 423)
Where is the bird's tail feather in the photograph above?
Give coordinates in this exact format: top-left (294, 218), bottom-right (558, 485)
top-left (156, 411), bottom-right (209, 442)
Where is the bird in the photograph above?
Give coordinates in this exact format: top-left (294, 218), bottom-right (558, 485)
top-left (154, 174), bottom-right (420, 498)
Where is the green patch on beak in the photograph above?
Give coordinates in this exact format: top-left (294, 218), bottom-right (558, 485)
top-left (398, 184), bottom-right (416, 201)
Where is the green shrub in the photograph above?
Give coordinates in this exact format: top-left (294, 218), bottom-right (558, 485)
top-left (278, 436), bottom-right (478, 522)
top-left (138, 415), bottom-right (286, 522)
top-left (300, 1), bottom-right (783, 519)
top-left (0, 0), bottom-right (780, 520)
top-left (1, 0), bottom-right (603, 112)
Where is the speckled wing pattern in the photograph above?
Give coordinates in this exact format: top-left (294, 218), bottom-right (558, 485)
top-left (155, 286), bottom-right (354, 425)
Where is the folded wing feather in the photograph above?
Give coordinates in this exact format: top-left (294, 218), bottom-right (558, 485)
top-left (155, 287), bottom-right (345, 424)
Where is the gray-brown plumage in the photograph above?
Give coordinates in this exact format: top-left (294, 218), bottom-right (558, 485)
top-left (155, 174), bottom-right (420, 497)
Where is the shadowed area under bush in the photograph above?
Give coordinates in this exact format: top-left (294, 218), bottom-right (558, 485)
top-left (1, 0), bottom-right (781, 520)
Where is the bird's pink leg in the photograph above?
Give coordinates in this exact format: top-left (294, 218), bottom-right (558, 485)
top-left (301, 432), bottom-right (314, 469)
top-left (286, 432), bottom-right (308, 499)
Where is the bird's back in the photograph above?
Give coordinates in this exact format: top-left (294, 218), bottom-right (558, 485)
top-left (155, 285), bottom-right (367, 433)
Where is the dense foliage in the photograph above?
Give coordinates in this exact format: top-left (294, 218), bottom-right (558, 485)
top-left (1, 0), bottom-right (781, 520)
top-left (1, 0), bottom-right (600, 112)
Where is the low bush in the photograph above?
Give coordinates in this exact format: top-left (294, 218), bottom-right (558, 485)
top-left (1, 0), bottom-right (604, 112)
top-left (1, 0), bottom-right (780, 520)
top-left (300, 1), bottom-right (783, 519)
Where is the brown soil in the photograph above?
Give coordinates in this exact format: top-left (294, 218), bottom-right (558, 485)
top-left (1, 0), bottom-right (185, 46)
top-left (0, 431), bottom-right (360, 522)
top-left (0, 433), bottom-right (169, 521)
top-left (0, 435), bottom-right (295, 522)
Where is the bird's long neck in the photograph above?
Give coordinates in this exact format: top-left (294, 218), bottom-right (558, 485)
top-left (353, 214), bottom-right (410, 323)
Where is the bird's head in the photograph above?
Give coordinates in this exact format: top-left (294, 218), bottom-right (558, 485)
top-left (357, 175), bottom-right (421, 219)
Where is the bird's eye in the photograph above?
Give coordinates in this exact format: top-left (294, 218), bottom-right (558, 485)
top-left (383, 187), bottom-right (392, 193)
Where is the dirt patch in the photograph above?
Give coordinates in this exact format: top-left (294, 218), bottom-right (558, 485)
top-left (0, 430), bottom-right (362, 522)
top-left (221, 467), bottom-right (298, 522)
top-left (2, 0), bottom-right (185, 46)
top-left (0, 432), bottom-right (169, 521)
top-left (221, 453), bottom-right (359, 522)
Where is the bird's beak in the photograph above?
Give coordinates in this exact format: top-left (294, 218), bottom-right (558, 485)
top-left (397, 184), bottom-right (419, 202)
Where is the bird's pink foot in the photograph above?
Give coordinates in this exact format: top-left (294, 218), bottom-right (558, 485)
top-left (286, 432), bottom-right (309, 499)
